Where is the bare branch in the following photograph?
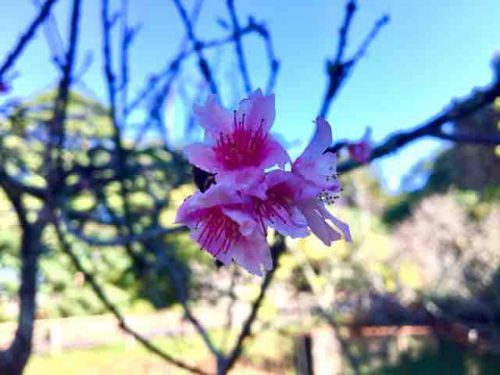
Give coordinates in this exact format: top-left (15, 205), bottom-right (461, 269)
top-left (319, 0), bottom-right (389, 117)
top-left (226, 0), bottom-right (252, 94)
top-left (52, 219), bottom-right (210, 375)
top-left (0, 0), bottom-right (60, 80)
top-left (431, 130), bottom-right (500, 145)
top-left (221, 235), bottom-right (286, 374)
top-left (172, 0), bottom-right (219, 95)
top-left (334, 79), bottom-right (500, 173)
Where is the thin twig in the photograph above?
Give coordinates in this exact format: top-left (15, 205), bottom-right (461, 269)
top-left (172, 0), bottom-right (219, 95)
top-left (227, 0), bottom-right (252, 94)
top-left (52, 219), bottom-right (210, 375)
top-left (319, 0), bottom-right (389, 117)
top-left (221, 235), bottom-right (286, 374)
top-left (334, 79), bottom-right (500, 172)
top-left (0, 0), bottom-right (60, 80)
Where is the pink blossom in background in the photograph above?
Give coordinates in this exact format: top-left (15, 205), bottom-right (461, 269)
top-left (177, 90), bottom-right (351, 275)
top-left (0, 81), bottom-right (9, 94)
top-left (347, 127), bottom-right (372, 164)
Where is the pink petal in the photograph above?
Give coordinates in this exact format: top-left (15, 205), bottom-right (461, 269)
top-left (231, 233), bottom-right (273, 276)
top-left (223, 207), bottom-right (257, 236)
top-left (184, 143), bottom-right (221, 173)
top-left (261, 138), bottom-right (291, 170)
top-left (189, 184), bottom-right (241, 208)
top-left (293, 151), bottom-right (339, 194)
top-left (295, 117), bottom-right (332, 165)
top-left (256, 171), bottom-right (309, 238)
top-left (175, 185), bottom-right (241, 225)
top-left (236, 89), bottom-right (275, 134)
top-left (193, 95), bottom-right (232, 139)
top-left (299, 201), bottom-right (341, 246)
top-left (267, 204), bottom-right (309, 238)
top-left (216, 167), bottom-right (267, 199)
top-left (292, 117), bottom-right (339, 194)
top-left (317, 204), bottom-right (352, 242)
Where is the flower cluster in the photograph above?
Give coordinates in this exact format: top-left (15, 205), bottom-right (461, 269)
top-left (0, 81), bottom-right (9, 95)
top-left (176, 90), bottom-right (351, 276)
top-left (347, 128), bottom-right (372, 164)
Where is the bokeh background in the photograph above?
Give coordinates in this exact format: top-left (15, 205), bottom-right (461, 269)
top-left (0, 0), bottom-right (499, 374)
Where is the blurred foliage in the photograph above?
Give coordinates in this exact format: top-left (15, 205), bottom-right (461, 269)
top-left (0, 90), bottom-right (198, 319)
top-left (384, 101), bottom-right (499, 225)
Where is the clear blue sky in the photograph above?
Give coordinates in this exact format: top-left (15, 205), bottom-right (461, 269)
top-left (1, 0), bottom-right (499, 191)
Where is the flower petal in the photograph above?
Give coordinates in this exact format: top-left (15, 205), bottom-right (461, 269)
top-left (298, 200), bottom-right (345, 246)
top-left (261, 138), bottom-right (291, 170)
top-left (223, 206), bottom-right (258, 236)
top-left (193, 95), bottom-right (233, 139)
top-left (175, 185), bottom-right (242, 225)
top-left (216, 167), bottom-right (268, 199)
top-left (292, 117), bottom-right (339, 194)
top-left (236, 89), bottom-right (275, 134)
top-left (295, 117), bottom-right (332, 164)
top-left (317, 204), bottom-right (352, 242)
top-left (231, 233), bottom-right (273, 276)
top-left (184, 143), bottom-right (221, 173)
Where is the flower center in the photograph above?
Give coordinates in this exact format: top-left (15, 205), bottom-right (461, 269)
top-left (253, 192), bottom-right (292, 233)
top-left (196, 207), bottom-right (240, 255)
top-left (213, 111), bottom-right (267, 170)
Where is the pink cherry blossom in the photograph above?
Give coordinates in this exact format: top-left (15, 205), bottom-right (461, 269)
top-left (175, 184), bottom-right (272, 276)
top-left (347, 127), bottom-right (372, 164)
top-left (185, 89), bottom-right (290, 194)
top-left (0, 81), bottom-right (9, 95)
top-left (179, 91), bottom-right (352, 275)
top-left (247, 170), bottom-right (309, 239)
top-left (291, 117), bottom-right (351, 245)
top-left (292, 117), bottom-right (342, 201)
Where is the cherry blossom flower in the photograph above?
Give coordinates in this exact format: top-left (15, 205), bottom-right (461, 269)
top-left (175, 184), bottom-right (272, 276)
top-left (0, 81), bottom-right (9, 95)
top-left (347, 127), bottom-right (372, 164)
top-left (247, 170), bottom-right (309, 239)
top-left (291, 117), bottom-right (352, 245)
top-left (185, 89), bottom-right (290, 195)
top-left (178, 91), bottom-right (352, 275)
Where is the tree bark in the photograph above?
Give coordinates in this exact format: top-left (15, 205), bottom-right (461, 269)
top-left (0, 205), bottom-right (43, 374)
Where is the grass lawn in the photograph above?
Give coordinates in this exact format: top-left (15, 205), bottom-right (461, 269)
top-left (26, 329), bottom-right (293, 374)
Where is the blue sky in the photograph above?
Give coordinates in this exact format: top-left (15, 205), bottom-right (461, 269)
top-left (1, 0), bottom-right (499, 192)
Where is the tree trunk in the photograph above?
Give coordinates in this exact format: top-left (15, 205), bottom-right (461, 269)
top-left (0, 222), bottom-right (42, 374)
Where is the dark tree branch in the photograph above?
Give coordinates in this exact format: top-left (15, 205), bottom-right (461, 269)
top-left (48, 0), bottom-right (82, 179)
top-left (101, 0), bottom-right (145, 266)
top-left (334, 79), bottom-right (500, 173)
top-left (52, 219), bottom-right (210, 375)
top-left (0, 187), bottom-right (44, 375)
top-left (220, 235), bottom-right (286, 375)
top-left (227, 0), bottom-right (252, 94)
top-left (63, 218), bottom-right (188, 247)
top-left (0, 0), bottom-right (60, 80)
top-left (172, 0), bottom-right (219, 95)
top-left (319, 0), bottom-right (388, 117)
top-left (431, 130), bottom-right (500, 145)
top-left (350, 14), bottom-right (390, 64)
top-left (0, 168), bottom-right (45, 199)
top-left (32, 0), bottom-right (66, 68)
top-left (146, 242), bottom-right (222, 359)
top-left (334, 0), bottom-right (356, 64)
top-left (0, 2), bottom-right (81, 372)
